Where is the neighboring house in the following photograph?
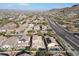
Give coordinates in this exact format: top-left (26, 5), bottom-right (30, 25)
top-left (47, 37), bottom-right (62, 51)
top-left (0, 36), bottom-right (7, 47)
top-left (28, 23), bottom-right (34, 29)
top-left (0, 22), bottom-right (16, 32)
top-left (34, 25), bottom-right (40, 30)
top-left (1, 37), bottom-right (19, 50)
top-left (15, 26), bottom-right (25, 33)
top-left (42, 25), bottom-right (47, 30)
top-left (0, 27), bottom-right (6, 32)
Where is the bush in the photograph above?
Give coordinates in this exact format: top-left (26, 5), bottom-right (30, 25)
top-left (10, 31), bottom-right (16, 34)
top-left (28, 30), bottom-right (35, 33)
top-left (36, 31), bottom-right (43, 36)
top-left (26, 33), bottom-right (32, 36)
top-left (26, 30), bottom-right (35, 36)
top-left (0, 48), bottom-right (7, 52)
top-left (42, 21), bottom-right (48, 25)
top-left (38, 48), bottom-right (46, 51)
top-left (0, 19), bottom-right (12, 26)
top-left (13, 21), bottom-right (19, 28)
top-left (22, 21), bottom-right (26, 24)
top-left (0, 32), bottom-right (6, 36)
top-left (4, 34), bottom-right (12, 38)
top-left (35, 51), bottom-right (49, 56)
top-left (35, 51), bottom-right (46, 56)
top-left (30, 48), bottom-right (37, 51)
top-left (19, 47), bottom-right (30, 52)
top-left (47, 31), bottom-right (53, 37)
top-left (47, 29), bottom-right (52, 31)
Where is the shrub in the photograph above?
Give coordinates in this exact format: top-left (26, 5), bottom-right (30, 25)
top-left (22, 21), bottom-right (26, 24)
top-left (42, 21), bottom-right (48, 25)
top-left (47, 31), bottom-right (53, 37)
top-left (30, 48), bottom-right (37, 51)
top-left (28, 30), bottom-right (35, 33)
top-left (0, 32), bottom-right (6, 36)
top-left (47, 29), bottom-right (52, 31)
top-left (36, 31), bottom-right (43, 36)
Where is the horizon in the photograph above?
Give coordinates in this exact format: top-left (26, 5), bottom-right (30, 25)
top-left (0, 3), bottom-right (78, 11)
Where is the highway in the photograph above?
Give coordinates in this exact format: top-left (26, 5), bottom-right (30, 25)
top-left (46, 17), bottom-right (79, 51)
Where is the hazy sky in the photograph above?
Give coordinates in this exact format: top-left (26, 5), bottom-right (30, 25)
top-left (0, 3), bottom-right (78, 10)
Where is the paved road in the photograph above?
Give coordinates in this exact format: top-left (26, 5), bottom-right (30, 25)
top-left (46, 17), bottom-right (79, 51)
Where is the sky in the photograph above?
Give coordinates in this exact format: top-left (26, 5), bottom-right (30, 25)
top-left (0, 3), bottom-right (78, 11)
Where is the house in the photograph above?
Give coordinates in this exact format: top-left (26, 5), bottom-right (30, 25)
top-left (17, 35), bottom-right (30, 49)
top-left (32, 35), bottom-right (45, 50)
top-left (42, 25), bottom-right (47, 30)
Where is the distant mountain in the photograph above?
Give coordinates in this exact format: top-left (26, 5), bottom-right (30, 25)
top-left (48, 4), bottom-right (79, 19)
top-left (72, 4), bottom-right (79, 7)
top-left (49, 4), bottom-right (79, 13)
